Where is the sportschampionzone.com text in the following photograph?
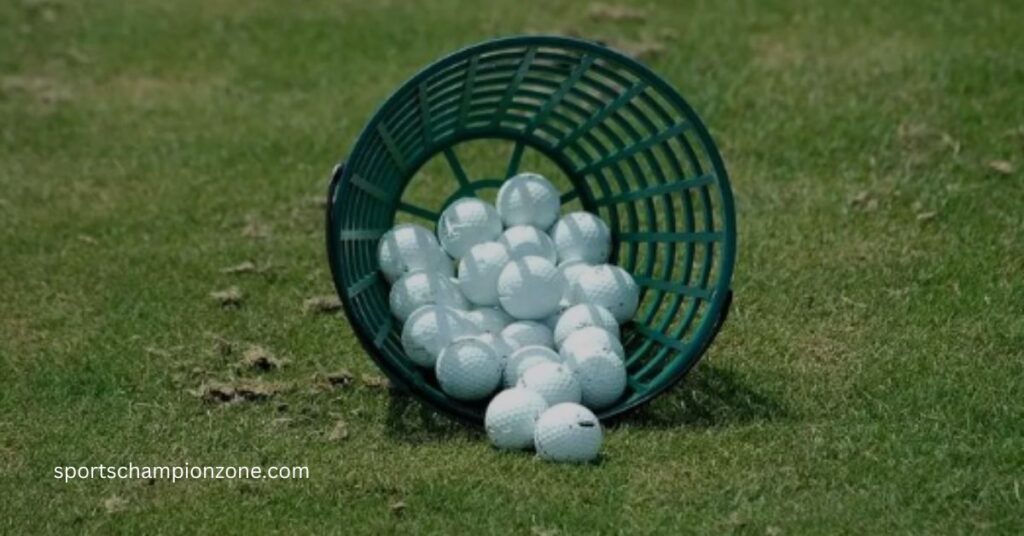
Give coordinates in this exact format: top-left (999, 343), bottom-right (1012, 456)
top-left (54, 463), bottom-right (309, 483)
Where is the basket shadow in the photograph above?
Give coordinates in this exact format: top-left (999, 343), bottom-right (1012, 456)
top-left (384, 389), bottom-right (484, 444)
top-left (617, 364), bottom-right (786, 429)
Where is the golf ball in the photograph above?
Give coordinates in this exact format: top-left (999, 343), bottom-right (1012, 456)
top-left (389, 270), bottom-right (469, 322)
top-left (497, 256), bottom-right (565, 320)
top-left (496, 172), bottom-right (561, 230)
top-left (461, 307), bottom-right (513, 335)
top-left (517, 361), bottom-right (582, 405)
top-left (559, 326), bottom-right (625, 362)
top-left (435, 337), bottom-right (502, 401)
top-left (553, 304), bottom-right (619, 347)
top-left (498, 225), bottom-right (558, 263)
top-left (377, 224), bottom-right (453, 283)
top-left (484, 388), bottom-right (549, 450)
top-left (500, 321), bottom-right (554, 350)
top-left (504, 345), bottom-right (561, 388)
top-left (534, 403), bottom-right (603, 463)
top-left (549, 211), bottom-right (611, 265)
top-left (457, 241), bottom-right (511, 306)
top-left (437, 198), bottom-right (503, 259)
top-left (564, 348), bottom-right (627, 410)
top-left (568, 264), bottom-right (640, 322)
top-left (401, 305), bottom-right (478, 368)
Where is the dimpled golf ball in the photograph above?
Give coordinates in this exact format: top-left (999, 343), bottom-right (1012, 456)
top-left (484, 388), bottom-right (549, 450)
top-left (534, 403), bottom-right (603, 463)
top-left (564, 348), bottom-right (627, 410)
top-left (553, 304), bottom-right (619, 347)
top-left (389, 270), bottom-right (469, 322)
top-left (550, 211), bottom-right (612, 264)
top-left (568, 264), bottom-right (640, 322)
top-left (558, 260), bottom-right (592, 301)
top-left (461, 307), bottom-right (513, 334)
top-left (496, 172), bottom-right (561, 230)
top-left (517, 361), bottom-right (582, 405)
top-left (401, 305), bottom-right (479, 367)
top-left (437, 198), bottom-right (503, 259)
top-left (456, 241), bottom-right (512, 306)
top-left (498, 225), bottom-right (558, 263)
top-left (497, 256), bottom-right (565, 320)
top-left (472, 332), bottom-right (515, 371)
top-left (504, 345), bottom-right (561, 388)
top-left (435, 337), bottom-right (502, 401)
top-left (500, 321), bottom-right (554, 351)
top-left (559, 326), bottom-right (625, 362)
top-left (377, 224), bottom-right (454, 283)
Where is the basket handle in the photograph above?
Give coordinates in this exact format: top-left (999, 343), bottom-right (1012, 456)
top-left (324, 161), bottom-right (345, 280)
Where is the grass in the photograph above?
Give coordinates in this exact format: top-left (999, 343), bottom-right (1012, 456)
top-left (1, 0), bottom-right (1022, 533)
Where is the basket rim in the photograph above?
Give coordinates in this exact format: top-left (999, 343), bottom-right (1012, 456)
top-left (327, 34), bottom-right (737, 425)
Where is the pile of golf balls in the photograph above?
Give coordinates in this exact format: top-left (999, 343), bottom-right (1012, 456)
top-left (378, 172), bottom-right (640, 463)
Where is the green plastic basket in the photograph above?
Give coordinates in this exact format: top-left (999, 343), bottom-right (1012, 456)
top-left (326, 35), bottom-right (736, 425)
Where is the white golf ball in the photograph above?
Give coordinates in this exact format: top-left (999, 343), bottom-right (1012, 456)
top-left (500, 321), bottom-right (554, 350)
top-left (559, 326), bottom-right (625, 362)
top-left (553, 304), bottom-right (619, 347)
top-left (498, 225), bottom-right (558, 263)
top-left (496, 172), bottom-right (561, 230)
top-left (389, 270), bottom-right (469, 322)
top-left (517, 361), bottom-right (582, 406)
top-left (550, 211), bottom-right (611, 264)
top-left (401, 305), bottom-right (478, 368)
top-left (558, 260), bottom-right (592, 301)
top-left (377, 224), bottom-right (453, 283)
top-left (435, 337), bottom-right (502, 401)
top-left (568, 264), bottom-right (640, 322)
top-left (460, 307), bottom-right (513, 334)
top-left (437, 197), bottom-right (503, 259)
top-left (497, 256), bottom-right (565, 320)
top-left (504, 345), bottom-right (561, 388)
top-left (456, 241), bottom-right (511, 306)
top-left (564, 348), bottom-right (627, 410)
top-left (534, 403), bottom-right (603, 463)
top-left (471, 332), bottom-right (515, 371)
top-left (484, 388), bottom-right (549, 450)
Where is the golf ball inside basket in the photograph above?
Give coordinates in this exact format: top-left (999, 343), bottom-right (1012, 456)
top-left (498, 225), bottom-right (558, 263)
top-left (504, 345), bottom-right (561, 388)
top-left (435, 337), bottom-right (502, 401)
top-left (401, 305), bottom-right (478, 368)
top-left (565, 348), bottom-right (627, 410)
top-left (500, 321), bottom-right (554, 350)
top-left (553, 304), bottom-right (619, 347)
top-left (550, 211), bottom-right (612, 265)
top-left (471, 332), bottom-right (515, 371)
top-left (461, 307), bottom-right (513, 334)
top-left (496, 172), bottom-right (561, 230)
top-left (377, 223), bottom-right (453, 283)
top-left (456, 241), bottom-right (512, 306)
top-left (389, 270), bottom-right (469, 322)
top-left (534, 403), bottom-right (603, 463)
top-left (517, 361), bottom-right (582, 405)
top-left (568, 264), bottom-right (640, 322)
top-left (497, 256), bottom-right (565, 320)
top-left (484, 388), bottom-right (549, 450)
top-left (437, 198), bottom-right (503, 259)
top-left (559, 326), bottom-right (625, 362)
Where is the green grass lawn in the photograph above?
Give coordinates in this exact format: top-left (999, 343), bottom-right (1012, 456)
top-left (2, 0), bottom-right (1022, 533)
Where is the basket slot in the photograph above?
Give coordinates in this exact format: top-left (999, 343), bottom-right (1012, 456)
top-left (372, 317), bottom-right (393, 347)
top-left (554, 82), bottom-right (647, 151)
top-left (619, 230), bottom-right (723, 243)
top-left (349, 173), bottom-right (391, 204)
top-left (559, 190), bottom-right (579, 204)
top-left (634, 276), bottom-right (713, 300)
top-left (395, 201), bottom-right (439, 222)
top-left (575, 121), bottom-right (692, 176)
top-left (442, 147), bottom-right (472, 188)
top-left (347, 271), bottom-right (380, 299)
top-left (629, 322), bottom-right (689, 355)
top-left (338, 229), bottom-right (386, 241)
top-left (491, 47), bottom-right (537, 126)
top-left (594, 174), bottom-right (714, 206)
top-left (418, 83), bottom-right (432, 145)
top-left (523, 55), bottom-right (595, 134)
top-left (376, 124), bottom-right (408, 173)
top-left (457, 55), bottom-right (480, 130)
top-left (505, 141), bottom-right (525, 178)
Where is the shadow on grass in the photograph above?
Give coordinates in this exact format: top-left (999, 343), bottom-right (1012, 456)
top-left (384, 390), bottom-right (483, 444)
top-left (618, 364), bottom-right (787, 429)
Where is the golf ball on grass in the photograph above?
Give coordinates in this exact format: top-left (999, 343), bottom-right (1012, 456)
top-left (485, 388), bottom-right (549, 450)
top-left (500, 321), bottom-right (554, 351)
top-left (564, 348), bottom-right (627, 410)
top-left (550, 212), bottom-right (612, 265)
top-left (504, 345), bottom-right (561, 388)
top-left (389, 270), bottom-right (469, 322)
top-left (401, 305), bottom-right (478, 368)
top-left (517, 361), bottom-right (582, 405)
top-left (553, 304), bottom-right (619, 347)
top-left (457, 241), bottom-right (511, 306)
top-left (496, 172), bottom-right (561, 230)
top-left (534, 403), bottom-right (603, 463)
top-left (568, 264), bottom-right (640, 322)
top-left (499, 225), bottom-right (558, 263)
top-left (377, 224), bottom-right (453, 283)
top-left (435, 337), bottom-right (502, 401)
top-left (437, 198), bottom-right (503, 259)
top-left (497, 256), bottom-right (566, 320)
